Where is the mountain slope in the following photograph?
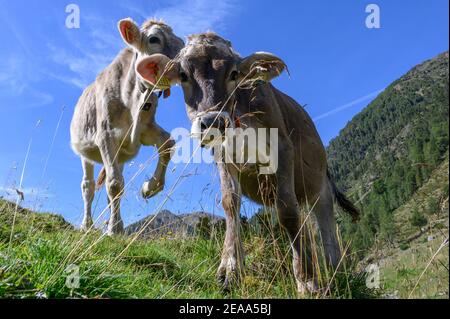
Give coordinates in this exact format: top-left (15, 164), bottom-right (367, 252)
top-left (326, 52), bottom-right (449, 298)
top-left (125, 210), bottom-right (224, 239)
top-left (328, 52), bottom-right (448, 193)
top-left (373, 154), bottom-right (449, 298)
top-left (393, 152), bottom-right (448, 242)
top-left (327, 51), bottom-right (449, 255)
top-left (0, 199), bottom-right (72, 240)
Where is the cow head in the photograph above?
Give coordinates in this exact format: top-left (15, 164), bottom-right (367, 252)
top-left (118, 18), bottom-right (184, 60)
top-left (136, 32), bottom-right (286, 146)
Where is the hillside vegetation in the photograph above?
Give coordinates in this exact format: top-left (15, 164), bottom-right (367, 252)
top-left (327, 52), bottom-right (449, 298)
top-left (376, 154), bottom-right (448, 298)
top-left (328, 52), bottom-right (449, 255)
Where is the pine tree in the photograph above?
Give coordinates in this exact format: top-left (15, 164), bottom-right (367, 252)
top-left (410, 208), bottom-right (428, 229)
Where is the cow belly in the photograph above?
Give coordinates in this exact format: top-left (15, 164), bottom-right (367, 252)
top-left (71, 141), bottom-right (103, 163)
top-left (72, 141), bottom-right (140, 164)
top-left (239, 169), bottom-right (277, 206)
top-left (71, 114), bottom-right (140, 164)
top-left (231, 165), bottom-right (324, 208)
top-left (71, 126), bottom-right (141, 164)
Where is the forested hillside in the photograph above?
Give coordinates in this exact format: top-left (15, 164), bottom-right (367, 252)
top-left (327, 52), bottom-right (449, 256)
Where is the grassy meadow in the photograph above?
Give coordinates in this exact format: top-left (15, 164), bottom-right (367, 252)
top-left (0, 199), bottom-right (381, 299)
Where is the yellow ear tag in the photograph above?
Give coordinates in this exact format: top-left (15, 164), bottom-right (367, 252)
top-left (143, 62), bottom-right (171, 90)
top-left (155, 76), bottom-right (171, 90)
top-left (125, 28), bottom-right (131, 43)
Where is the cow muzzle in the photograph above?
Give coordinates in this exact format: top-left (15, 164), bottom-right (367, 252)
top-left (191, 111), bottom-right (232, 147)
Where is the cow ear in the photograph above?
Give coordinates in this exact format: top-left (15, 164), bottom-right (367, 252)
top-left (136, 54), bottom-right (179, 91)
top-left (118, 18), bottom-right (142, 49)
top-left (238, 52), bottom-right (287, 87)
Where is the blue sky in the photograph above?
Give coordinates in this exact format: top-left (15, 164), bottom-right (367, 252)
top-left (0, 0), bottom-right (448, 227)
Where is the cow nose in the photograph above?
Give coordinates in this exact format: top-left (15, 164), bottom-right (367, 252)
top-left (200, 114), bottom-right (227, 133)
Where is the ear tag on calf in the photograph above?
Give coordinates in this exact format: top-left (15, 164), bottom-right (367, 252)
top-left (163, 88), bottom-right (171, 99)
top-left (121, 21), bottom-right (133, 43)
top-left (143, 62), bottom-right (171, 90)
top-left (125, 28), bottom-right (131, 43)
top-left (140, 86), bottom-right (154, 112)
top-left (157, 76), bottom-right (172, 90)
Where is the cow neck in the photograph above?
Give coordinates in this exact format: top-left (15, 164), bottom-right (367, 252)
top-left (129, 51), bottom-right (149, 148)
top-left (120, 50), bottom-right (140, 107)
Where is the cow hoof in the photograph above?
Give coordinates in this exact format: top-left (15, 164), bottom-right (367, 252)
top-left (216, 266), bottom-right (227, 285)
top-left (297, 279), bottom-right (320, 298)
top-left (217, 271), bottom-right (235, 292)
top-left (141, 178), bottom-right (164, 199)
top-left (107, 220), bottom-right (124, 236)
top-left (107, 228), bottom-right (124, 237)
top-left (216, 262), bottom-right (243, 292)
top-left (216, 273), bottom-right (230, 293)
top-left (80, 218), bottom-right (93, 232)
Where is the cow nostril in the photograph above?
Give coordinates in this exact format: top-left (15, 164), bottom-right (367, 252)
top-left (200, 116), bottom-right (229, 133)
top-left (142, 102), bottom-right (152, 111)
top-left (200, 121), bottom-right (209, 132)
top-left (219, 117), bottom-right (227, 130)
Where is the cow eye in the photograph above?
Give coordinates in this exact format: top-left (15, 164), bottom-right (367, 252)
top-left (229, 70), bottom-right (239, 81)
top-left (180, 72), bottom-right (188, 82)
top-left (149, 37), bottom-right (161, 44)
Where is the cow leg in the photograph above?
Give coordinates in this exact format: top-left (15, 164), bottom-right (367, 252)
top-left (80, 158), bottom-right (95, 231)
top-left (277, 188), bottom-right (318, 296)
top-left (276, 144), bottom-right (317, 296)
top-left (314, 181), bottom-right (341, 269)
top-left (216, 163), bottom-right (244, 290)
top-left (97, 132), bottom-right (125, 236)
top-left (105, 163), bottom-right (125, 236)
top-left (141, 124), bottom-right (175, 199)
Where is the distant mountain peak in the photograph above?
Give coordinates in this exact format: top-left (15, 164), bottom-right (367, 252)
top-left (125, 210), bottom-right (224, 239)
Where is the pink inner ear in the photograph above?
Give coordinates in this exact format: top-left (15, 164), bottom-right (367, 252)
top-left (120, 21), bottom-right (134, 43)
top-left (137, 61), bottom-right (159, 85)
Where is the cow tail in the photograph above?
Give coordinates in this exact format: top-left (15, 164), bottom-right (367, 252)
top-left (96, 167), bottom-right (106, 191)
top-left (327, 170), bottom-right (360, 223)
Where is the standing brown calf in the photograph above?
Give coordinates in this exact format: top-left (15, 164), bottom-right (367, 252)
top-left (135, 33), bottom-right (359, 295)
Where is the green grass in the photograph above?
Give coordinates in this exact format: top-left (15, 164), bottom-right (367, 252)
top-left (380, 235), bottom-right (448, 299)
top-left (368, 154), bottom-right (449, 299)
top-left (0, 199), bottom-right (380, 299)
